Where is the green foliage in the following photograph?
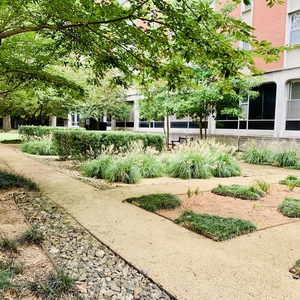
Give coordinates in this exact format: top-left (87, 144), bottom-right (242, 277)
top-left (174, 211), bottom-right (256, 241)
top-left (0, 169), bottom-right (39, 190)
top-left (278, 198), bottom-right (300, 218)
top-left (251, 179), bottom-right (271, 193)
top-left (212, 184), bottom-right (265, 200)
top-left (29, 268), bottom-right (79, 299)
top-left (17, 226), bottom-right (44, 246)
top-left (291, 259), bottom-right (300, 276)
top-left (80, 155), bottom-right (112, 178)
top-left (273, 150), bottom-right (298, 167)
top-left (0, 237), bottom-right (18, 253)
top-left (19, 126), bottom-right (85, 141)
top-left (166, 139), bottom-right (239, 179)
top-left (167, 152), bottom-right (213, 179)
top-left (279, 175), bottom-right (300, 191)
top-left (242, 148), bottom-right (272, 165)
top-left (0, 258), bottom-right (23, 290)
top-left (124, 194), bottom-right (181, 212)
top-left (210, 153), bottom-right (241, 177)
top-left (136, 154), bottom-right (164, 178)
top-left (104, 158), bottom-right (142, 184)
top-left (53, 130), bottom-right (165, 160)
top-left (21, 140), bottom-right (58, 156)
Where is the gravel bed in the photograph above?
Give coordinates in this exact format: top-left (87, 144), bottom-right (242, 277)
top-left (14, 192), bottom-right (176, 300)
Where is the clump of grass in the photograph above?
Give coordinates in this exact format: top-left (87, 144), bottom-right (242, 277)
top-left (21, 140), bottom-right (58, 156)
top-left (104, 157), bottom-right (142, 184)
top-left (242, 149), bottom-right (272, 165)
top-left (80, 155), bottom-right (112, 178)
top-left (212, 184), bottom-right (265, 200)
top-left (210, 153), bottom-right (241, 177)
top-left (17, 226), bottom-right (44, 246)
top-left (29, 268), bottom-right (79, 299)
top-left (0, 169), bottom-right (39, 191)
top-left (290, 259), bottom-right (300, 276)
top-left (273, 150), bottom-right (298, 167)
top-left (251, 179), bottom-right (271, 193)
top-left (278, 198), bottom-right (300, 217)
top-left (0, 258), bottom-right (23, 290)
top-left (0, 237), bottom-right (18, 253)
top-left (279, 175), bottom-right (300, 191)
top-left (124, 194), bottom-right (182, 212)
top-left (174, 211), bottom-right (257, 241)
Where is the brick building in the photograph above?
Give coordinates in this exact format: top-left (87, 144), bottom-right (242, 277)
top-left (115, 0), bottom-right (300, 145)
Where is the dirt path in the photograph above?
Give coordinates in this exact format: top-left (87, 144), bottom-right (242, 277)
top-left (1, 144), bottom-right (300, 300)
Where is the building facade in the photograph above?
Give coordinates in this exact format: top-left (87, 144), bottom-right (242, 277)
top-left (114, 0), bottom-right (300, 144)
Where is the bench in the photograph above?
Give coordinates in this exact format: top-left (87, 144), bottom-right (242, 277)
top-left (170, 137), bottom-right (193, 149)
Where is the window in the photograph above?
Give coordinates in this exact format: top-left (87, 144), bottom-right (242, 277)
top-left (286, 81), bottom-right (300, 120)
top-left (71, 114), bottom-right (80, 126)
top-left (243, 0), bottom-right (252, 11)
top-left (242, 41), bottom-right (250, 50)
top-left (290, 12), bottom-right (300, 46)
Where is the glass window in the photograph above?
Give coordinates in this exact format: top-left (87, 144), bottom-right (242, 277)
top-left (287, 81), bottom-right (300, 120)
top-left (290, 12), bottom-right (300, 46)
top-left (243, 0), bottom-right (252, 11)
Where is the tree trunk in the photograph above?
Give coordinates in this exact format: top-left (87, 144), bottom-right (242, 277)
top-left (2, 115), bottom-right (12, 132)
top-left (199, 117), bottom-right (203, 139)
top-left (204, 117), bottom-right (207, 140)
top-left (166, 114), bottom-right (170, 148)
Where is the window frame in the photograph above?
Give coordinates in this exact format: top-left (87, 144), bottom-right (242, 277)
top-left (290, 11), bottom-right (300, 46)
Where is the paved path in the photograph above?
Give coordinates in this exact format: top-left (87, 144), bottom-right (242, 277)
top-left (1, 144), bottom-right (300, 300)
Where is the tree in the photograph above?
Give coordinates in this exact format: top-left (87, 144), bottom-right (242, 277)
top-left (75, 70), bottom-right (131, 129)
top-left (139, 67), bottom-right (263, 139)
top-left (139, 83), bottom-right (177, 146)
top-left (0, 0), bottom-right (283, 90)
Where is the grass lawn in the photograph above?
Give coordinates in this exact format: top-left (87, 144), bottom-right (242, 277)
top-left (0, 131), bottom-right (20, 141)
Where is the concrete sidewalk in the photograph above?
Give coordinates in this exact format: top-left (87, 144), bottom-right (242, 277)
top-left (1, 143), bottom-right (300, 300)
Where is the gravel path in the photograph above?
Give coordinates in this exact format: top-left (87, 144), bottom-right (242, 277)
top-left (14, 192), bottom-right (175, 300)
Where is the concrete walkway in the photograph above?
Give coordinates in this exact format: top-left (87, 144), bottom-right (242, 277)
top-left (1, 143), bottom-right (300, 300)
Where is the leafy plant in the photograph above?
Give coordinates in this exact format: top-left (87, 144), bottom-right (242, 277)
top-left (0, 258), bottom-right (23, 290)
top-left (124, 194), bottom-right (181, 212)
top-left (210, 153), bottom-right (241, 177)
top-left (80, 155), bottom-right (112, 178)
top-left (242, 148), bottom-right (272, 165)
top-left (21, 140), bottom-right (58, 156)
top-left (174, 211), bottom-right (256, 241)
top-left (279, 175), bottom-right (300, 191)
top-left (251, 179), bottom-right (271, 193)
top-left (278, 198), bottom-right (300, 217)
top-left (273, 150), bottom-right (298, 167)
top-left (0, 237), bottom-right (18, 253)
top-left (29, 268), bottom-right (79, 299)
top-left (290, 259), bottom-right (300, 276)
top-left (104, 157), bottom-right (142, 184)
top-left (17, 226), bottom-right (44, 246)
top-left (212, 184), bottom-right (265, 200)
top-left (0, 170), bottom-right (39, 190)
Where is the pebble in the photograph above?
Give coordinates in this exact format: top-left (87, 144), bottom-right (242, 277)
top-left (14, 192), bottom-right (175, 299)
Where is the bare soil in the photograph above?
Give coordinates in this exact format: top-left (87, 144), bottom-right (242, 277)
top-left (157, 184), bottom-right (300, 229)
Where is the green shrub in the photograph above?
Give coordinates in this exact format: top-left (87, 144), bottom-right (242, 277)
top-left (0, 170), bottom-right (39, 191)
top-left (278, 198), bottom-right (300, 217)
top-left (124, 193), bottom-right (181, 212)
top-left (279, 175), bottom-right (300, 191)
top-left (242, 149), bottom-right (272, 165)
top-left (19, 126), bottom-right (85, 141)
top-left (135, 154), bottom-right (164, 178)
top-left (174, 211), bottom-right (256, 241)
top-left (104, 157), bottom-right (142, 184)
top-left (210, 153), bottom-right (241, 177)
top-left (273, 150), bottom-right (298, 167)
top-left (212, 184), bottom-right (264, 200)
top-left (80, 155), bottom-right (112, 178)
top-left (167, 152), bottom-right (212, 179)
top-left (21, 140), bottom-right (58, 155)
top-left (52, 130), bottom-right (165, 160)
